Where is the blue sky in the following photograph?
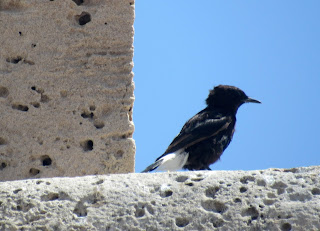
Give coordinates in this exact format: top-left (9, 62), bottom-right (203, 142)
top-left (133, 1), bottom-right (320, 173)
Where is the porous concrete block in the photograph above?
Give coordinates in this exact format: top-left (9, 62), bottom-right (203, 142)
top-left (0, 166), bottom-right (319, 230)
top-left (0, 0), bottom-right (135, 181)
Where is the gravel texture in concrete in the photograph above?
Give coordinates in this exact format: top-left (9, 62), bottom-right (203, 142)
top-left (1, 166), bottom-right (319, 230)
top-left (0, 0), bottom-right (135, 181)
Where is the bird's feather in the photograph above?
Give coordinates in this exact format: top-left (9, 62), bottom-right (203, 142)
top-left (156, 109), bottom-right (231, 161)
top-left (141, 160), bottom-right (161, 173)
top-left (142, 150), bottom-right (189, 172)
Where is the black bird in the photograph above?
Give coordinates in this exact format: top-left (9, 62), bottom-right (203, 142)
top-left (142, 85), bottom-right (261, 172)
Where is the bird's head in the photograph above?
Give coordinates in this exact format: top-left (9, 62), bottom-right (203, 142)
top-left (206, 85), bottom-right (261, 112)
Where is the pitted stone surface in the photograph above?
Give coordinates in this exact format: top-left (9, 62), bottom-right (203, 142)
top-left (0, 166), bottom-right (319, 230)
top-left (0, 0), bottom-right (135, 181)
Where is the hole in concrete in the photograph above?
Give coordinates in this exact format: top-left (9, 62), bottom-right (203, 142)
top-left (176, 175), bottom-right (188, 182)
top-left (185, 182), bottom-right (194, 186)
top-left (0, 137), bottom-right (7, 145)
top-left (73, 202), bottom-right (88, 217)
top-left (93, 120), bottom-right (105, 129)
top-left (81, 111), bottom-right (94, 119)
top-left (267, 192), bottom-right (277, 198)
top-left (257, 179), bottom-right (266, 186)
top-left (271, 181), bottom-right (288, 189)
top-left (289, 192), bottom-right (312, 202)
top-left (242, 206), bottom-right (259, 220)
top-left (263, 199), bottom-right (275, 205)
top-left (205, 186), bottom-right (220, 198)
top-left (0, 86), bottom-right (9, 98)
top-left (277, 188), bottom-right (285, 195)
top-left (114, 150), bottom-right (124, 160)
top-left (80, 139), bottom-right (94, 151)
top-left (40, 94), bottom-right (50, 103)
top-left (175, 217), bottom-right (189, 228)
top-left (89, 105), bottom-right (96, 111)
top-left (13, 189), bottom-right (22, 194)
top-left (19, 31), bottom-right (22, 36)
top-left (0, 162), bottom-right (7, 170)
top-left (212, 201), bottom-right (226, 213)
top-left (234, 198), bottom-right (241, 203)
top-left (41, 192), bottom-right (60, 201)
top-left (209, 216), bottom-right (225, 228)
top-left (12, 103), bottom-right (29, 112)
top-left (41, 155), bottom-right (52, 166)
top-left (77, 12), bottom-right (91, 26)
top-left (281, 223), bottom-right (292, 231)
top-left (201, 200), bottom-right (227, 214)
top-left (311, 188), bottom-right (320, 195)
top-left (29, 168), bottom-right (40, 176)
top-left (283, 168), bottom-right (298, 173)
top-left (240, 186), bottom-right (247, 193)
top-left (240, 175), bottom-right (255, 184)
top-left (14, 200), bottom-right (34, 212)
top-left (6, 56), bottom-right (22, 64)
top-left (72, 0), bottom-right (84, 5)
top-left (191, 177), bottom-right (204, 182)
top-left (31, 102), bottom-right (40, 108)
top-left (134, 207), bottom-right (145, 218)
top-left (31, 86), bottom-right (44, 94)
top-left (31, 43), bottom-right (36, 48)
top-left (93, 179), bottom-right (104, 185)
top-left (160, 189), bottom-right (173, 198)
top-left (87, 192), bottom-right (105, 204)
top-left (37, 138), bottom-right (43, 145)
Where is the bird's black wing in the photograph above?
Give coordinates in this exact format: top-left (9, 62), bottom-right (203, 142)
top-left (156, 109), bottom-right (231, 161)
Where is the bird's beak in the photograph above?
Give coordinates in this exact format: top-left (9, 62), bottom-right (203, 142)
top-left (245, 97), bottom-right (261, 104)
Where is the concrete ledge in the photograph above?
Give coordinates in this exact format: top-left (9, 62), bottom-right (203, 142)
top-left (1, 166), bottom-right (320, 230)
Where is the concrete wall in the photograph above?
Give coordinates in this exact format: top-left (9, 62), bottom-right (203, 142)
top-left (0, 0), bottom-right (135, 181)
top-left (0, 166), bottom-right (319, 230)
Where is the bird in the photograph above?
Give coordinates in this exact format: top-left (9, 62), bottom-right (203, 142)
top-left (141, 85), bottom-right (261, 173)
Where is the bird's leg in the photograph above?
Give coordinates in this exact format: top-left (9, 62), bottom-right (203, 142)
top-left (198, 166), bottom-right (211, 170)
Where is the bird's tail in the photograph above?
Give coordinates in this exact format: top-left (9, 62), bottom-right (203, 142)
top-left (141, 160), bottom-right (162, 173)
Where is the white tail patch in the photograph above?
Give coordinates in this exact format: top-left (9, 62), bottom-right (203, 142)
top-left (156, 149), bottom-right (189, 172)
